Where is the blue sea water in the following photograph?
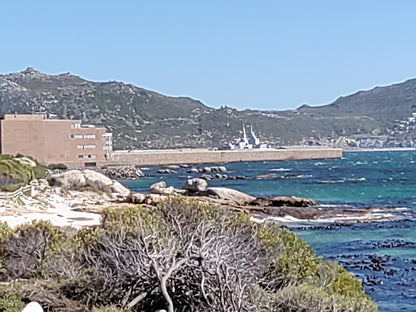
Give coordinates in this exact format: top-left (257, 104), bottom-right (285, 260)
top-left (123, 150), bottom-right (416, 311)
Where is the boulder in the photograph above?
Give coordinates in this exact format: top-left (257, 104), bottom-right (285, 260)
top-left (128, 192), bottom-right (146, 204)
top-left (149, 181), bottom-right (167, 194)
top-left (83, 169), bottom-right (113, 192)
top-left (182, 178), bottom-right (208, 192)
top-left (48, 169), bottom-right (130, 199)
top-left (149, 181), bottom-right (179, 195)
top-left (158, 169), bottom-right (177, 174)
top-left (201, 187), bottom-right (255, 205)
top-left (200, 174), bottom-right (212, 180)
top-left (110, 181), bottom-right (131, 197)
top-left (144, 194), bottom-right (167, 205)
top-left (218, 166), bottom-right (227, 172)
top-left (271, 196), bottom-right (316, 207)
top-left (48, 170), bottom-right (86, 189)
top-left (187, 168), bottom-right (199, 174)
top-left (249, 197), bottom-right (273, 206)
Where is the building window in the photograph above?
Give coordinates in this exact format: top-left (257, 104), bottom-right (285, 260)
top-left (71, 134), bottom-right (83, 139)
top-left (71, 123), bottom-right (81, 128)
top-left (84, 134), bottom-right (96, 139)
top-left (78, 155), bottom-right (83, 159)
top-left (77, 144), bottom-right (96, 149)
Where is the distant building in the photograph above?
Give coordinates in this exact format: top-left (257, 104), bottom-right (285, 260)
top-left (0, 114), bottom-right (112, 167)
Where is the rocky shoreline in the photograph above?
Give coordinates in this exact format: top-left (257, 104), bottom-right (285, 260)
top-left (0, 168), bottom-right (406, 229)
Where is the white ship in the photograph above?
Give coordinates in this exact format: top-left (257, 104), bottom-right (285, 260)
top-left (226, 125), bottom-right (268, 150)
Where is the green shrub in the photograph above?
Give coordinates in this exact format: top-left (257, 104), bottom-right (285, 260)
top-left (91, 305), bottom-right (128, 312)
top-left (48, 163), bottom-right (68, 170)
top-left (256, 224), bottom-right (320, 289)
top-left (0, 221), bottom-right (65, 281)
top-left (0, 154), bottom-right (46, 191)
top-left (0, 198), bottom-right (377, 312)
top-left (0, 288), bottom-right (26, 312)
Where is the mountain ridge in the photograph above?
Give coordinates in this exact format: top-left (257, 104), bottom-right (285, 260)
top-left (1, 68), bottom-right (414, 149)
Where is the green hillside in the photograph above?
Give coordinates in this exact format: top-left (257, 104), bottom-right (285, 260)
top-left (1, 68), bottom-right (415, 149)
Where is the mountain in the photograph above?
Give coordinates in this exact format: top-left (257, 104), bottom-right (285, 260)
top-left (0, 68), bottom-right (415, 149)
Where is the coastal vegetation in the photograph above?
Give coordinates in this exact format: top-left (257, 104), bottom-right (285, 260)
top-left (0, 198), bottom-right (376, 311)
top-left (0, 155), bottom-right (46, 192)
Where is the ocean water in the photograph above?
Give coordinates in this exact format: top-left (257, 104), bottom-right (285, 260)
top-left (123, 151), bottom-right (416, 311)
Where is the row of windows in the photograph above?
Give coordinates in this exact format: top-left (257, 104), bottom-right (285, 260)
top-left (77, 144), bottom-right (96, 149)
top-left (78, 154), bottom-right (96, 159)
top-left (71, 134), bottom-right (96, 139)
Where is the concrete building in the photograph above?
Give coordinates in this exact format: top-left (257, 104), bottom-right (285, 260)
top-left (0, 114), bottom-right (112, 167)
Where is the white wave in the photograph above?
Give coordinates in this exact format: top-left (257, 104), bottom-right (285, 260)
top-left (319, 180), bottom-right (345, 184)
top-left (270, 168), bottom-right (291, 171)
top-left (348, 177), bottom-right (366, 182)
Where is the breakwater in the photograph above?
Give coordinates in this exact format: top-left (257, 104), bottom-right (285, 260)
top-left (109, 148), bottom-right (342, 166)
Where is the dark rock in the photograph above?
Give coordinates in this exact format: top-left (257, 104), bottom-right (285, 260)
top-left (157, 168), bottom-right (177, 174)
top-left (271, 196), bottom-right (316, 207)
top-left (187, 168), bottom-right (199, 174)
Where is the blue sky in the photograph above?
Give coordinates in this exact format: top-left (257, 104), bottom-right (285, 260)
top-left (1, 1), bottom-right (416, 110)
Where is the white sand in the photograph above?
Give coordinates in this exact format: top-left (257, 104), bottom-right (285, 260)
top-left (0, 189), bottom-right (112, 229)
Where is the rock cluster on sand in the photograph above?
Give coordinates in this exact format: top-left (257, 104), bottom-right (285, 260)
top-left (48, 169), bottom-right (130, 199)
top-left (94, 166), bottom-right (144, 180)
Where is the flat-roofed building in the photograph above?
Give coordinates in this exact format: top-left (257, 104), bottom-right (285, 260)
top-left (0, 114), bottom-right (112, 167)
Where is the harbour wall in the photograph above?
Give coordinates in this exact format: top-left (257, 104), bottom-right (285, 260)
top-left (109, 148), bottom-right (343, 167)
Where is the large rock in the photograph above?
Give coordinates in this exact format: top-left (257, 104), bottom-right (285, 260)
top-left (187, 167), bottom-right (199, 174)
top-left (271, 196), bottom-right (316, 207)
top-left (83, 169), bottom-right (113, 192)
top-left (48, 169), bottom-right (130, 199)
top-left (182, 178), bottom-right (208, 192)
top-left (48, 170), bottom-right (86, 189)
top-left (149, 181), bottom-right (166, 194)
top-left (128, 192), bottom-right (146, 204)
top-left (111, 181), bottom-right (131, 197)
top-left (201, 187), bottom-right (255, 205)
top-left (149, 181), bottom-right (181, 195)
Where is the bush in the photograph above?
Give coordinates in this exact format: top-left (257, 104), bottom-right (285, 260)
top-left (0, 220), bottom-right (65, 281)
top-left (48, 163), bottom-right (68, 171)
top-left (53, 198), bottom-right (267, 311)
top-left (0, 154), bottom-right (46, 191)
top-left (256, 224), bottom-right (320, 289)
top-left (0, 289), bottom-right (26, 312)
top-left (0, 198), bottom-right (377, 312)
